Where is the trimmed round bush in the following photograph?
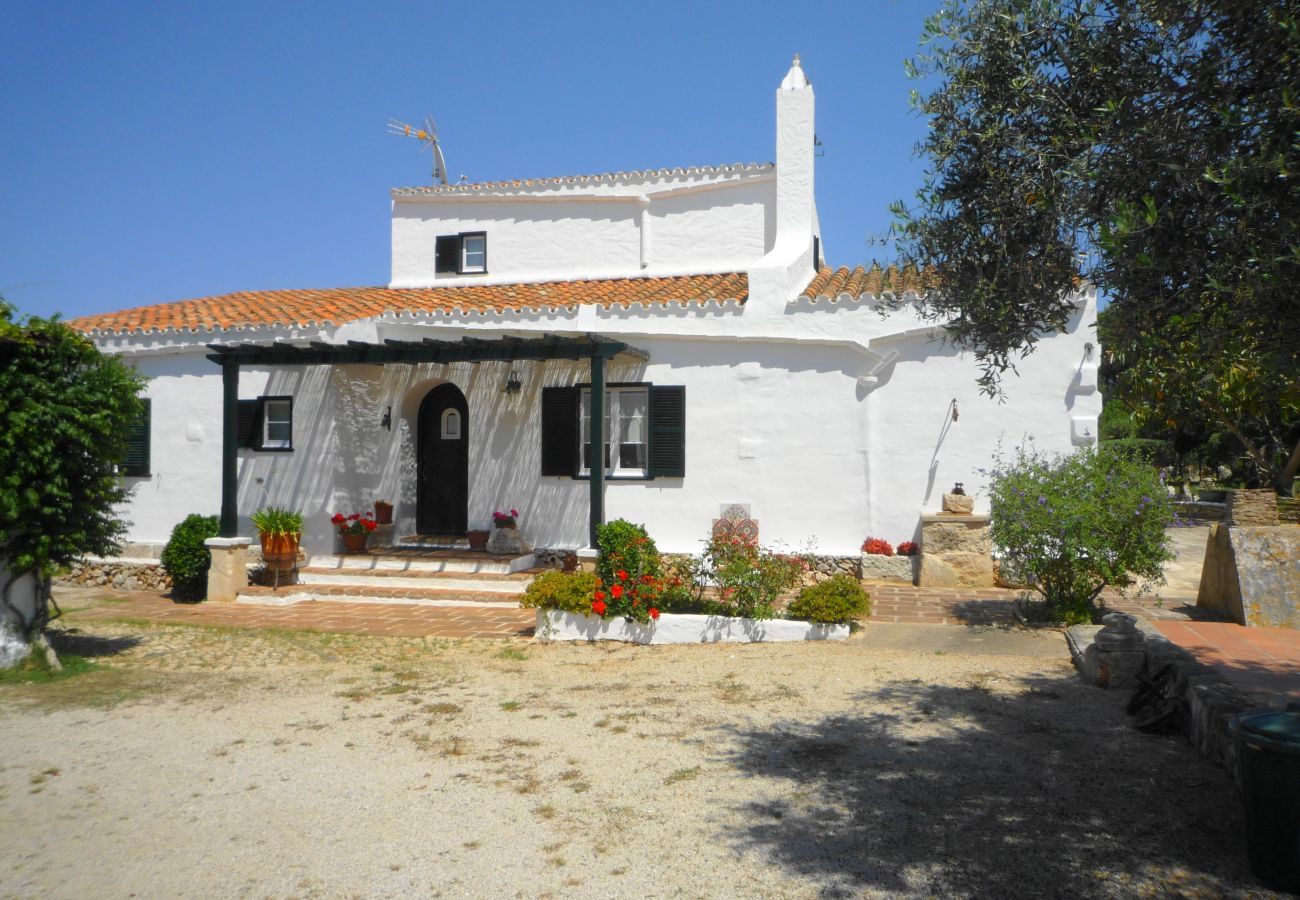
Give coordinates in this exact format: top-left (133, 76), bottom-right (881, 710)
top-left (160, 514), bottom-right (220, 601)
top-left (519, 570), bottom-right (600, 614)
top-left (787, 574), bottom-right (870, 624)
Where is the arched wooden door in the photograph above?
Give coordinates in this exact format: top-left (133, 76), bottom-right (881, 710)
top-left (417, 384), bottom-right (469, 535)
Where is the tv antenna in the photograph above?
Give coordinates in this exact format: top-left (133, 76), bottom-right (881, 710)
top-left (388, 115), bottom-right (449, 185)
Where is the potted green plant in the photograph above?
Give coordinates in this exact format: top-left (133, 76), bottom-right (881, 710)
top-left (250, 507), bottom-right (304, 572)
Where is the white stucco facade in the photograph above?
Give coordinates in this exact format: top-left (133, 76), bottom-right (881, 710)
top-left (81, 58), bottom-right (1101, 558)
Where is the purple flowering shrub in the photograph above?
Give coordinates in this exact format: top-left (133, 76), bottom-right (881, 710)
top-left (988, 445), bottom-right (1173, 624)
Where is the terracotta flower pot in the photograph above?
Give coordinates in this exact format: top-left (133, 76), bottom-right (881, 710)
top-left (374, 502), bottom-right (393, 525)
top-left (341, 532), bottom-right (368, 554)
top-left (260, 532), bottom-right (301, 569)
top-left (467, 529), bottom-right (490, 551)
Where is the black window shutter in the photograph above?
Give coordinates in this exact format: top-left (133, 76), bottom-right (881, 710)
top-left (237, 399), bottom-right (259, 449)
top-left (540, 387), bottom-right (579, 476)
top-left (122, 398), bottom-right (151, 477)
top-left (435, 235), bottom-right (461, 273)
top-left (648, 386), bottom-right (685, 478)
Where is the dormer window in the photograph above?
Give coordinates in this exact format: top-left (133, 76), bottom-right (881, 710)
top-left (435, 232), bottom-right (488, 275)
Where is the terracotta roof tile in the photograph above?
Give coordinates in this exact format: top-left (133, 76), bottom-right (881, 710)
top-left (394, 163), bottom-right (772, 196)
top-left (68, 273), bottom-right (748, 335)
top-left (798, 265), bottom-right (934, 301)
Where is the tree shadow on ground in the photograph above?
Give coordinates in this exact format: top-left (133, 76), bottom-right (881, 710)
top-left (947, 599), bottom-right (1020, 627)
top-left (48, 627), bottom-right (141, 659)
top-left (719, 671), bottom-right (1276, 898)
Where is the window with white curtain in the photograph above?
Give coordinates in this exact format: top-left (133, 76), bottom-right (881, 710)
top-left (579, 386), bottom-right (648, 477)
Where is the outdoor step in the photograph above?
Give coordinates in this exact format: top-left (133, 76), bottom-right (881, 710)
top-left (305, 549), bottom-right (535, 575)
top-left (295, 566), bottom-right (539, 594)
top-left (236, 583), bottom-right (525, 609)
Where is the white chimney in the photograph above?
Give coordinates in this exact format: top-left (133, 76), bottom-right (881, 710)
top-left (748, 55), bottom-right (821, 312)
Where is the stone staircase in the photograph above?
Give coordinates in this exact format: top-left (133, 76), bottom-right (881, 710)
top-left (237, 548), bottom-right (543, 608)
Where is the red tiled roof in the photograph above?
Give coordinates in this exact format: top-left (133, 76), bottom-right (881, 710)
top-left (67, 273), bottom-right (749, 335)
top-left (798, 265), bottom-right (933, 300)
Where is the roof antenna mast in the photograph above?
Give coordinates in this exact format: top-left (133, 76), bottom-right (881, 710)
top-left (387, 115), bottom-right (449, 186)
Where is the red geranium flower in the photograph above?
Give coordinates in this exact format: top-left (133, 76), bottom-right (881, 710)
top-left (591, 598), bottom-right (607, 616)
top-left (593, 590), bottom-right (607, 602)
top-left (648, 607), bottom-right (660, 620)
top-left (616, 569), bottom-right (628, 581)
top-left (348, 513), bottom-right (360, 521)
top-left (641, 574), bottom-right (654, 583)
top-left (610, 584), bottom-right (624, 599)
top-left (330, 514), bottom-right (346, 525)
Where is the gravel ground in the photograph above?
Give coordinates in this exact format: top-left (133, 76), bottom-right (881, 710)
top-left (0, 616), bottom-right (1280, 899)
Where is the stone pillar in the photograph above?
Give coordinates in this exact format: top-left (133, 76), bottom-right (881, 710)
top-left (918, 514), bottom-right (994, 587)
top-left (204, 537), bottom-right (252, 603)
top-left (1082, 612), bottom-right (1146, 688)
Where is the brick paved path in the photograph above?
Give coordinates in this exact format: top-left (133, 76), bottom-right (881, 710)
top-left (1153, 619), bottom-right (1300, 705)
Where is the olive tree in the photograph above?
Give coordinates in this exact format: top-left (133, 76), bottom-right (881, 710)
top-left (0, 300), bottom-right (145, 669)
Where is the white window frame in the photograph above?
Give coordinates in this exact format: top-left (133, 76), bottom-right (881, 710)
top-left (460, 232), bottom-right (487, 274)
top-left (579, 385), bottom-right (649, 479)
top-left (261, 398), bottom-right (293, 450)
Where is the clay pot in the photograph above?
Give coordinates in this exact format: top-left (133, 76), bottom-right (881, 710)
top-left (374, 502), bottom-right (393, 525)
top-left (341, 532), bottom-right (368, 554)
top-left (467, 529), bottom-right (490, 551)
top-left (259, 532), bottom-right (301, 570)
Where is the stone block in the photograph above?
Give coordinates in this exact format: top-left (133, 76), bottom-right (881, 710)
top-left (859, 554), bottom-right (915, 583)
top-left (942, 492), bottom-right (974, 514)
top-left (1226, 489), bottom-right (1279, 526)
top-left (922, 522), bottom-right (992, 555)
top-left (487, 526), bottom-right (532, 555)
top-left (918, 555), bottom-right (960, 587)
top-left (1197, 523), bottom-right (1300, 628)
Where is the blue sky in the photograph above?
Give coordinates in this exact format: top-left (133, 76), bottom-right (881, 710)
top-left (1, 1), bottom-right (938, 321)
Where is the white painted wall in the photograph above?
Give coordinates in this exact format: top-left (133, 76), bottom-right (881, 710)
top-left (117, 304), bottom-right (1097, 560)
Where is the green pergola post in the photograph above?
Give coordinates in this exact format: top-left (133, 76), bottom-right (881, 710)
top-left (220, 360), bottom-right (239, 537)
top-left (588, 351), bottom-right (605, 548)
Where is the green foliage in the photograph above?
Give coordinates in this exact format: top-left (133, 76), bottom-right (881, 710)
top-left (895, 0), bottom-right (1300, 490)
top-left (519, 570), bottom-right (600, 614)
top-left (0, 652), bottom-right (97, 685)
top-left (989, 445), bottom-right (1173, 624)
top-left (594, 519), bottom-right (662, 586)
top-left (0, 301), bottom-right (145, 582)
top-left (249, 507), bottom-right (303, 536)
top-left (787, 575), bottom-right (871, 624)
top-left (688, 532), bottom-right (806, 621)
top-left (160, 514), bottom-right (220, 601)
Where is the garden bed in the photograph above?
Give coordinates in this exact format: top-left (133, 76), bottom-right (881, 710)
top-left (534, 609), bottom-right (849, 644)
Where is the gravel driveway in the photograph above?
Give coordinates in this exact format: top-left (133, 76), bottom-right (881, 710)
top-left (0, 617), bottom-right (1278, 898)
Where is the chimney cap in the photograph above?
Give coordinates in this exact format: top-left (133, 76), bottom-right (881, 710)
top-left (780, 54), bottom-right (810, 91)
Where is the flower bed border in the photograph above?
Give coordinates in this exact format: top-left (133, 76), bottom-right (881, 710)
top-left (534, 609), bottom-right (849, 644)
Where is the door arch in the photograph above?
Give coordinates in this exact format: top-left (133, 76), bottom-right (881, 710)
top-left (417, 383), bottom-right (469, 535)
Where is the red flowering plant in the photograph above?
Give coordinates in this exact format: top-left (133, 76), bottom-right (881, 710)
top-left (861, 537), bottom-right (894, 556)
top-left (492, 508), bottom-right (520, 528)
top-left (330, 512), bottom-right (379, 536)
top-left (896, 541), bottom-right (918, 557)
top-left (590, 519), bottom-right (666, 624)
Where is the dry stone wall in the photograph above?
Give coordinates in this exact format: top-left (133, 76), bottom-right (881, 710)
top-left (57, 560), bottom-right (171, 592)
top-left (1226, 489), bottom-right (1279, 526)
top-left (918, 514), bottom-right (995, 587)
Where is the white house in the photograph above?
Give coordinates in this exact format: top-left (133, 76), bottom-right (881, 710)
top-left (70, 57), bottom-right (1101, 564)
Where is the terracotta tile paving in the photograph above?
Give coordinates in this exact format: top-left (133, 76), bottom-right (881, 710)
top-left (1153, 620), bottom-right (1300, 706)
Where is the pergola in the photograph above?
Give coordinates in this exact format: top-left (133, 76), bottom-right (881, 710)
top-left (205, 333), bottom-right (648, 546)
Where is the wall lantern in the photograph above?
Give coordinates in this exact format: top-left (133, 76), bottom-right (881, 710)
top-left (380, 405), bottom-right (392, 431)
top-left (503, 369), bottom-right (522, 395)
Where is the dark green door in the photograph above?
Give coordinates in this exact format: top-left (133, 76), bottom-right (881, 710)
top-left (417, 384), bottom-right (468, 534)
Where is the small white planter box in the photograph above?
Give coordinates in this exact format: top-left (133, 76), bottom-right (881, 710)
top-left (535, 609), bottom-right (849, 644)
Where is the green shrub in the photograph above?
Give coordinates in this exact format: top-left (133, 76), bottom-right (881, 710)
top-left (249, 506), bottom-right (303, 536)
top-left (989, 445), bottom-right (1173, 625)
top-left (695, 531), bottom-right (805, 620)
top-left (160, 514), bottom-right (220, 601)
top-left (595, 519), bottom-right (662, 586)
top-left (519, 570), bottom-right (600, 614)
top-left (787, 575), bottom-right (870, 624)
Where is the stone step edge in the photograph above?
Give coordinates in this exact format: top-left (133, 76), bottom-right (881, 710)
top-left (236, 591), bottom-right (523, 610)
top-left (296, 566), bottom-right (541, 581)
